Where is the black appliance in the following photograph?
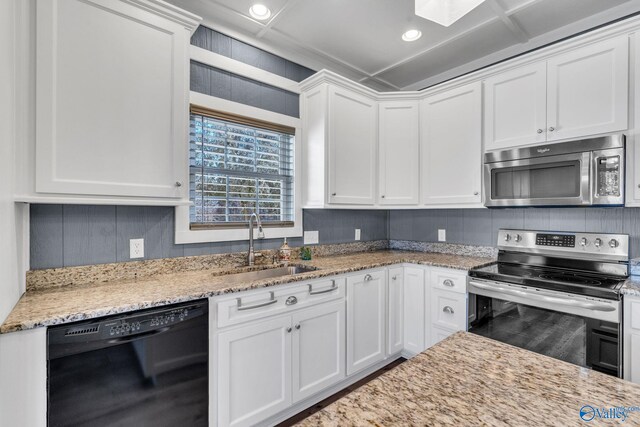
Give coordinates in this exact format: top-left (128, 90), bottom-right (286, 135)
top-left (47, 300), bottom-right (209, 426)
top-left (468, 230), bottom-right (628, 377)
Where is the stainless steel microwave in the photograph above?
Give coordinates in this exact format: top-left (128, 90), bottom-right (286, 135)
top-left (484, 134), bottom-right (625, 207)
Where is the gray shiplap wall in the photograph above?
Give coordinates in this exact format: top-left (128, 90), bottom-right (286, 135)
top-left (190, 26), bottom-right (315, 118)
top-left (389, 207), bottom-right (640, 257)
top-left (30, 206), bottom-right (388, 269)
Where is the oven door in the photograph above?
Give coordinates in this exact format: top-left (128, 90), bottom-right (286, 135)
top-left (484, 152), bottom-right (591, 207)
top-left (468, 279), bottom-right (621, 376)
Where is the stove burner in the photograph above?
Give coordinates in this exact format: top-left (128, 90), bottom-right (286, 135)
top-left (538, 273), bottom-right (602, 286)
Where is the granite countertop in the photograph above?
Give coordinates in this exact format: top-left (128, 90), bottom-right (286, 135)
top-left (296, 332), bottom-right (640, 427)
top-left (623, 277), bottom-right (640, 297)
top-left (0, 250), bottom-right (494, 334)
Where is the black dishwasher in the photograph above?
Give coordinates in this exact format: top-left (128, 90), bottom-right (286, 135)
top-left (47, 300), bottom-right (209, 427)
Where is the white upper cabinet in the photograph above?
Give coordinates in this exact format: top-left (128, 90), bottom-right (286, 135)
top-left (35, 0), bottom-right (199, 199)
top-left (484, 35), bottom-right (629, 151)
top-left (328, 86), bottom-right (377, 205)
top-left (378, 100), bottom-right (420, 205)
top-left (421, 82), bottom-right (482, 205)
top-left (484, 62), bottom-right (547, 151)
top-left (546, 36), bottom-right (629, 142)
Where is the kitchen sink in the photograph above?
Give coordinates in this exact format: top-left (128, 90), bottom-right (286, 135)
top-left (218, 265), bottom-right (318, 284)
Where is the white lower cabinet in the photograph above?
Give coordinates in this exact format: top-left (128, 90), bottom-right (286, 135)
top-left (292, 300), bottom-right (346, 402)
top-left (387, 267), bottom-right (404, 355)
top-left (216, 316), bottom-right (292, 427)
top-left (624, 295), bottom-right (640, 384)
top-left (346, 270), bottom-right (387, 375)
top-left (403, 266), bottom-right (427, 355)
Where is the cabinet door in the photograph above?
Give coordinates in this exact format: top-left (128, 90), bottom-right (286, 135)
top-left (378, 101), bottom-right (419, 205)
top-left (421, 82), bottom-right (482, 205)
top-left (403, 266), bottom-right (426, 355)
top-left (484, 62), bottom-right (547, 150)
top-left (36, 0), bottom-right (187, 198)
top-left (291, 300), bottom-right (346, 403)
top-left (328, 87), bottom-right (377, 205)
top-left (217, 316), bottom-right (292, 427)
top-left (387, 267), bottom-right (404, 355)
top-left (631, 333), bottom-right (640, 384)
top-left (346, 270), bottom-right (386, 375)
top-left (546, 35), bottom-right (628, 142)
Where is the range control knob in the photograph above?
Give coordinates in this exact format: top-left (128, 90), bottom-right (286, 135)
top-left (504, 234), bottom-right (511, 242)
top-left (609, 239), bottom-right (619, 248)
top-left (514, 234), bottom-right (522, 243)
top-left (580, 237), bottom-right (589, 247)
top-left (594, 238), bottom-right (603, 248)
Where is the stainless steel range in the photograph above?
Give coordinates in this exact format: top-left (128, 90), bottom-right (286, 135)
top-left (468, 229), bottom-right (629, 377)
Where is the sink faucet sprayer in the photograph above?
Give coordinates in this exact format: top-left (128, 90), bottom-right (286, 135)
top-left (248, 212), bottom-right (265, 266)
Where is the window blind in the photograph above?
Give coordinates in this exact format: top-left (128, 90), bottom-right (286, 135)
top-left (189, 107), bottom-right (295, 228)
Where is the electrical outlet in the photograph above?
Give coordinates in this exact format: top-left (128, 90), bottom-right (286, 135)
top-left (438, 229), bottom-right (446, 242)
top-left (304, 230), bottom-right (319, 245)
top-left (130, 238), bottom-right (144, 259)
top-left (355, 229), bottom-right (361, 241)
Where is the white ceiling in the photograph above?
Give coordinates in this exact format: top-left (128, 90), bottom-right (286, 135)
top-left (168, 0), bottom-right (640, 91)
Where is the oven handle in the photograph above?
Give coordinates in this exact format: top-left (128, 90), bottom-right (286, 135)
top-left (468, 280), bottom-right (616, 312)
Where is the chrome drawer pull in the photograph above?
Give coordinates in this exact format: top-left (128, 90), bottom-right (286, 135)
top-left (443, 306), bottom-right (454, 314)
top-left (443, 279), bottom-right (454, 287)
top-left (392, 275), bottom-right (398, 281)
top-left (364, 274), bottom-right (373, 281)
top-left (237, 291), bottom-right (277, 311)
top-left (308, 280), bottom-right (337, 295)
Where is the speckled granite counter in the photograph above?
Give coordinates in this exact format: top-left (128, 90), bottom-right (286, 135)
top-left (0, 250), bottom-right (494, 333)
top-left (296, 332), bottom-right (640, 427)
top-left (623, 277), bottom-right (640, 297)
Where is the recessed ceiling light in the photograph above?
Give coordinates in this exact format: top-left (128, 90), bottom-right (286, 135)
top-left (402, 29), bottom-right (422, 42)
top-left (249, 4), bottom-right (271, 20)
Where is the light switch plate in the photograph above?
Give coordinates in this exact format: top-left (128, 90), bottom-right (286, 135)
top-left (130, 238), bottom-right (144, 259)
top-left (355, 229), bottom-right (361, 241)
top-left (304, 231), bottom-right (319, 245)
top-left (438, 229), bottom-right (446, 242)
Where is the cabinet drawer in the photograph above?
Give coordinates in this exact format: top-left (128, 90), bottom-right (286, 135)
top-left (431, 289), bottom-right (467, 331)
top-left (431, 268), bottom-right (467, 294)
top-left (216, 277), bottom-right (345, 328)
top-left (430, 325), bottom-right (456, 347)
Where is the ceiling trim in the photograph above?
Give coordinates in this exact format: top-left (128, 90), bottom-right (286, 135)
top-left (486, 0), bottom-right (529, 43)
top-left (255, 0), bottom-right (300, 38)
top-left (403, 1), bottom-right (640, 90)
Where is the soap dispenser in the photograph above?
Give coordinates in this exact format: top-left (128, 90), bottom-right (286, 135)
top-left (278, 238), bottom-right (291, 265)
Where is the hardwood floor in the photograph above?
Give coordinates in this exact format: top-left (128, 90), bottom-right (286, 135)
top-left (276, 358), bottom-right (407, 427)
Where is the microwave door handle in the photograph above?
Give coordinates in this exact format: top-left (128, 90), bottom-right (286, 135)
top-left (469, 281), bottom-right (615, 312)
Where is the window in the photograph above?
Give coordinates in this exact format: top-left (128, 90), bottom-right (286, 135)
top-left (189, 107), bottom-right (295, 229)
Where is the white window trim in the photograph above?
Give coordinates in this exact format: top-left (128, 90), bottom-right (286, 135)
top-left (175, 91), bottom-right (303, 244)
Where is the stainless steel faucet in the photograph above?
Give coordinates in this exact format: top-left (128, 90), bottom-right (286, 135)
top-left (247, 212), bottom-right (264, 266)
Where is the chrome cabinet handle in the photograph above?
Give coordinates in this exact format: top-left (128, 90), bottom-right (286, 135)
top-left (381, 195), bottom-right (385, 198)
top-left (175, 181), bottom-right (182, 187)
top-left (308, 280), bottom-right (337, 295)
top-left (473, 191), bottom-right (479, 196)
top-left (537, 129), bottom-right (543, 134)
top-left (285, 296), bottom-right (298, 305)
top-left (364, 274), bottom-right (373, 282)
top-left (331, 193), bottom-right (336, 196)
top-left (548, 126), bottom-right (555, 131)
top-left (286, 327), bottom-right (292, 333)
top-left (237, 291), bottom-right (277, 311)
top-left (295, 324), bottom-right (301, 330)
top-left (443, 279), bottom-right (454, 287)
top-left (443, 306), bottom-right (454, 314)
top-left (391, 275), bottom-right (398, 281)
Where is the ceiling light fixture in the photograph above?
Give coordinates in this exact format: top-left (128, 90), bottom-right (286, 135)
top-left (415, 0), bottom-right (486, 27)
top-left (402, 29), bottom-right (422, 42)
top-left (249, 4), bottom-right (271, 20)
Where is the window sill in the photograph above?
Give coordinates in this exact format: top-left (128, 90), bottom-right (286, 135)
top-left (174, 206), bottom-right (302, 244)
